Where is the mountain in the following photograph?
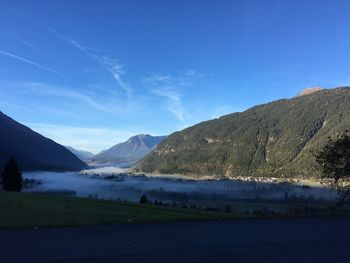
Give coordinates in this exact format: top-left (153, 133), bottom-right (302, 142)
top-left (137, 87), bottom-right (350, 178)
top-left (92, 134), bottom-right (167, 164)
top-left (0, 112), bottom-right (87, 171)
top-left (65, 146), bottom-right (94, 162)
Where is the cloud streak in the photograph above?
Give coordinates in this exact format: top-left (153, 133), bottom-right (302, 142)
top-left (21, 82), bottom-right (110, 113)
top-left (0, 50), bottom-right (62, 76)
top-left (98, 56), bottom-right (132, 97)
top-left (151, 87), bottom-right (188, 122)
top-left (144, 73), bottom-right (191, 124)
top-left (44, 27), bottom-right (131, 97)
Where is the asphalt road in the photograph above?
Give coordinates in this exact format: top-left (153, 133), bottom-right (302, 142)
top-left (1, 218), bottom-right (350, 263)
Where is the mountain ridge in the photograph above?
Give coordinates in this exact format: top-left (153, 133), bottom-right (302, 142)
top-left (65, 146), bottom-right (94, 162)
top-left (92, 134), bottom-right (167, 164)
top-left (136, 87), bottom-right (350, 178)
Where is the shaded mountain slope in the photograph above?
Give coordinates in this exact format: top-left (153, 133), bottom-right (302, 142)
top-left (0, 112), bottom-right (87, 171)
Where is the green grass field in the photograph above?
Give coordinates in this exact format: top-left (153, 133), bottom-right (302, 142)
top-left (1, 191), bottom-right (349, 228)
top-left (0, 191), bottom-right (242, 228)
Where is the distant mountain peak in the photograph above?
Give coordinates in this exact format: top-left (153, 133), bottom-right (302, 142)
top-left (297, 87), bottom-right (324, 96)
top-left (91, 134), bottom-right (167, 164)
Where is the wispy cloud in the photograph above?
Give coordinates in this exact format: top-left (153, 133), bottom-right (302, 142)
top-left (184, 69), bottom-right (206, 78)
top-left (3, 80), bottom-right (146, 121)
top-left (43, 27), bottom-right (131, 97)
top-left (0, 50), bottom-right (62, 76)
top-left (97, 56), bottom-right (132, 97)
top-left (143, 73), bottom-right (193, 124)
top-left (12, 33), bottom-right (37, 50)
top-left (20, 82), bottom-right (110, 112)
top-left (151, 86), bottom-right (188, 122)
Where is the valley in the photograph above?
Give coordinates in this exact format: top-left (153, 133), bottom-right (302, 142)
top-left (22, 165), bottom-right (337, 214)
top-left (2, 1), bottom-right (350, 261)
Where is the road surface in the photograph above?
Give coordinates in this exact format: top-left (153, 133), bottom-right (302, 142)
top-left (1, 218), bottom-right (350, 262)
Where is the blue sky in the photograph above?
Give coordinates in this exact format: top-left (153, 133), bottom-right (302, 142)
top-left (1, 0), bottom-right (350, 153)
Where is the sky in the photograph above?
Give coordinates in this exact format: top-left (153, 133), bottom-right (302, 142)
top-left (1, 0), bottom-right (350, 153)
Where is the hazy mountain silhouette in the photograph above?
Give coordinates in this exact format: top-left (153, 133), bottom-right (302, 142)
top-left (0, 112), bottom-right (87, 171)
top-left (92, 134), bottom-right (167, 164)
top-left (65, 146), bottom-right (94, 162)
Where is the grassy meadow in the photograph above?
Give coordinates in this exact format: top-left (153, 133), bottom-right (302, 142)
top-left (0, 191), bottom-right (243, 228)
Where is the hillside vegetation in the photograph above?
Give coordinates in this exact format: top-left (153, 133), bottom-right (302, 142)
top-left (137, 87), bottom-right (350, 178)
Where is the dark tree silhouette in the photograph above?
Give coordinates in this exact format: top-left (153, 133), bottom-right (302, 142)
top-left (1, 157), bottom-right (23, 192)
top-left (315, 132), bottom-right (350, 206)
top-left (139, 194), bottom-right (148, 204)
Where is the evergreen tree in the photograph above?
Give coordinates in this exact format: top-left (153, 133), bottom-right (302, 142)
top-left (139, 194), bottom-right (148, 204)
top-left (1, 157), bottom-right (23, 192)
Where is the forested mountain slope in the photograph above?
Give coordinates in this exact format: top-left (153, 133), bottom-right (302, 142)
top-left (137, 87), bottom-right (350, 178)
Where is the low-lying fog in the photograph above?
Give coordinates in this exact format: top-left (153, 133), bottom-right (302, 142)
top-left (23, 166), bottom-right (337, 209)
